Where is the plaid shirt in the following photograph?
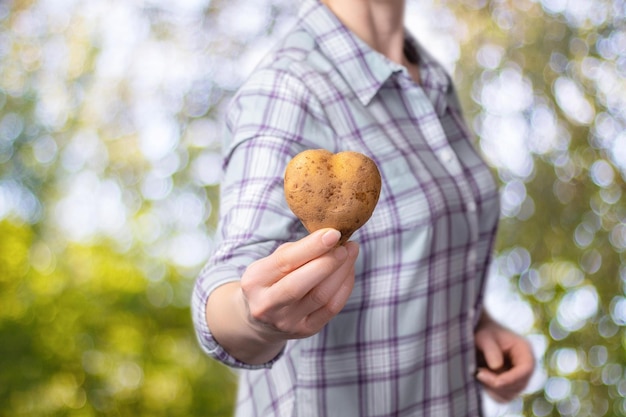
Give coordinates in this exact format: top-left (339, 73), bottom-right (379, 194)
top-left (192, 0), bottom-right (500, 415)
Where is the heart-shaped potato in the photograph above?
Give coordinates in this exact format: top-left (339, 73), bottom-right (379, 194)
top-left (284, 149), bottom-right (382, 245)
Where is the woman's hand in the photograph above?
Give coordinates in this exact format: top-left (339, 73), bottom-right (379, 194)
top-left (474, 312), bottom-right (535, 402)
top-left (242, 228), bottom-right (359, 340)
top-left (206, 228), bottom-right (359, 365)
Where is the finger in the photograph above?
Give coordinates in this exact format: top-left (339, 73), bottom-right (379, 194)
top-left (490, 357), bottom-right (534, 389)
top-left (476, 369), bottom-right (518, 403)
top-left (509, 338), bottom-right (535, 371)
top-left (476, 332), bottom-right (504, 371)
top-left (279, 262), bottom-right (355, 339)
top-left (248, 228), bottom-right (341, 286)
top-left (270, 244), bottom-right (350, 305)
top-left (296, 241), bottom-right (359, 316)
top-left (305, 256), bottom-right (356, 332)
top-left (476, 357), bottom-right (533, 400)
top-left (476, 367), bottom-right (496, 387)
top-left (489, 339), bottom-right (535, 384)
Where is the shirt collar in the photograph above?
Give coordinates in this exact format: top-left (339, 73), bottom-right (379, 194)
top-left (404, 35), bottom-right (452, 116)
top-left (298, 0), bottom-right (452, 109)
top-left (298, 0), bottom-right (403, 106)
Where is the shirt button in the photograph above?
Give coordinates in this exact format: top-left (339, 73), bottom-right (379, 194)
top-left (466, 201), bottom-right (477, 212)
top-left (439, 149), bottom-right (454, 163)
top-left (467, 249), bottom-right (477, 265)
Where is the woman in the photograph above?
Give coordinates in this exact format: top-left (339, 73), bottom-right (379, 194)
top-left (192, 0), bottom-right (535, 415)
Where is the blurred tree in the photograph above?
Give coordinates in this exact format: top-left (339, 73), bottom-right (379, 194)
top-left (0, 0), bottom-right (244, 415)
top-left (0, 220), bottom-right (236, 416)
top-left (1, 0), bottom-right (625, 416)
top-left (440, 0), bottom-right (626, 416)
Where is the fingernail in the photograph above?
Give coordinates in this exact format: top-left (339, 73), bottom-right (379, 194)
top-left (475, 372), bottom-right (485, 384)
top-left (475, 370), bottom-right (490, 384)
top-left (321, 229), bottom-right (341, 247)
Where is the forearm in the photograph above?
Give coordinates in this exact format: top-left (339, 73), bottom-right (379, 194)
top-left (205, 281), bottom-right (286, 366)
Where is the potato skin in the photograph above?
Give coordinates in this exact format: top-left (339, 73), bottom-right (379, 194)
top-left (284, 149), bottom-right (382, 245)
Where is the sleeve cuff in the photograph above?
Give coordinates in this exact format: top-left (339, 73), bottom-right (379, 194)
top-left (191, 272), bottom-right (285, 369)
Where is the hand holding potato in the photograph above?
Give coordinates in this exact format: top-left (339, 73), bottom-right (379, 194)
top-left (206, 228), bottom-right (359, 365)
top-left (205, 150), bottom-right (377, 365)
top-left (241, 228), bottom-right (359, 341)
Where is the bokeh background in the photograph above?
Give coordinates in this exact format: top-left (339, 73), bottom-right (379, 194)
top-left (1, 0), bottom-right (625, 416)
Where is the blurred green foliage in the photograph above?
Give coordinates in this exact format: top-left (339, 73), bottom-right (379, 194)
top-left (0, 0), bottom-right (625, 416)
top-left (0, 220), bottom-right (236, 416)
top-left (446, 1), bottom-right (626, 415)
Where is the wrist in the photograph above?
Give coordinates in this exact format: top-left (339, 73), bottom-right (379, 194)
top-left (235, 285), bottom-right (286, 347)
top-left (223, 284), bottom-right (286, 365)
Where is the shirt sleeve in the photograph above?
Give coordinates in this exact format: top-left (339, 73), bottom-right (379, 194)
top-left (191, 67), bottom-right (335, 369)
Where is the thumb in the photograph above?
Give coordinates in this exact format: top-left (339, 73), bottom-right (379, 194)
top-left (244, 228), bottom-right (341, 287)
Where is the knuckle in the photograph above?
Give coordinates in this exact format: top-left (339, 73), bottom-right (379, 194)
top-left (273, 245), bottom-right (296, 275)
top-left (272, 317), bottom-right (302, 337)
top-left (325, 298), bottom-right (345, 316)
top-left (247, 301), bottom-right (296, 336)
top-left (247, 299), bottom-right (271, 323)
top-left (302, 317), bottom-right (324, 336)
top-left (247, 304), bottom-right (264, 322)
top-left (272, 282), bottom-right (301, 309)
top-left (308, 287), bottom-right (330, 307)
top-left (240, 276), bottom-right (253, 295)
top-left (269, 318), bottom-right (288, 333)
top-left (282, 284), bottom-right (302, 305)
top-left (241, 261), bottom-right (262, 292)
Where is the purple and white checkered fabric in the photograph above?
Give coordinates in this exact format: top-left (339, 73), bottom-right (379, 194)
top-left (192, 0), bottom-right (500, 415)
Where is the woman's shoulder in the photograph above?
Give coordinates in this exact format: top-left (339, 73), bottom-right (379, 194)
top-left (228, 27), bottom-right (335, 119)
top-left (240, 26), bottom-right (335, 95)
